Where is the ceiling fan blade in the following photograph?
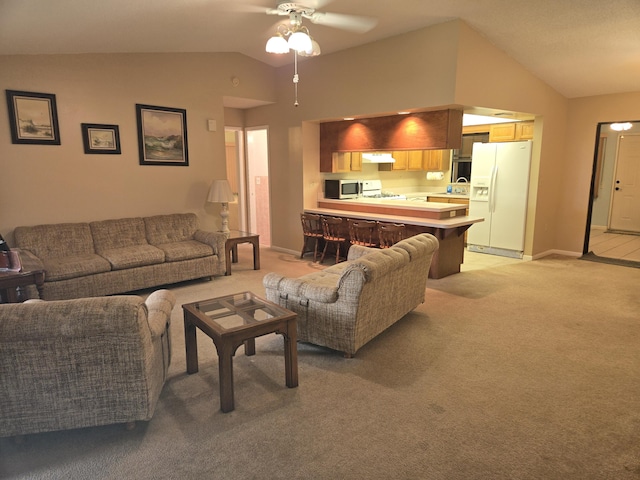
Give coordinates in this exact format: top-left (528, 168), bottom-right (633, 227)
top-left (306, 11), bottom-right (378, 33)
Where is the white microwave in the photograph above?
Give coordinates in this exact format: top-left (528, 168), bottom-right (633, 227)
top-left (325, 179), bottom-right (361, 199)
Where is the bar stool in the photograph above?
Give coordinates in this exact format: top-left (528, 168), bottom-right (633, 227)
top-left (377, 222), bottom-right (406, 248)
top-left (347, 219), bottom-right (378, 248)
top-left (300, 213), bottom-right (324, 262)
top-left (320, 216), bottom-right (348, 264)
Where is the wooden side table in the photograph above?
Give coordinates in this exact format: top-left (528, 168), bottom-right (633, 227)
top-left (0, 269), bottom-right (45, 303)
top-left (224, 230), bottom-right (260, 276)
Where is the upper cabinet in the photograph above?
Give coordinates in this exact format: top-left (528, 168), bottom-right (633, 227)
top-left (320, 109), bottom-right (463, 172)
top-left (331, 152), bottom-right (362, 172)
top-left (377, 149), bottom-right (448, 171)
top-left (488, 121), bottom-right (534, 142)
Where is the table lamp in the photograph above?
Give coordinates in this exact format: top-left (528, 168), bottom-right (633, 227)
top-left (207, 179), bottom-right (235, 233)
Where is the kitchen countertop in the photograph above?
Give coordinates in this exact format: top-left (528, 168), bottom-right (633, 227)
top-left (307, 207), bottom-right (483, 229)
top-left (316, 197), bottom-right (483, 226)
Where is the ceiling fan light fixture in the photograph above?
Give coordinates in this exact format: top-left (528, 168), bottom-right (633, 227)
top-left (288, 30), bottom-right (312, 53)
top-left (266, 34), bottom-right (289, 54)
top-left (299, 37), bottom-right (321, 57)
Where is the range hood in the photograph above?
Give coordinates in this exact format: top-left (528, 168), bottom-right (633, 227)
top-left (362, 153), bottom-right (396, 164)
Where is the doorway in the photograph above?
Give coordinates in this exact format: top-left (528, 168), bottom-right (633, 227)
top-left (585, 121), bottom-right (640, 263)
top-left (245, 127), bottom-right (271, 246)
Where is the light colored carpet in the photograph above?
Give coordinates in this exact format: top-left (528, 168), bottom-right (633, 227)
top-left (2, 246), bottom-right (640, 480)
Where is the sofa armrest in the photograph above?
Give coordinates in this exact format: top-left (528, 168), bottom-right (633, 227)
top-left (193, 229), bottom-right (227, 256)
top-left (145, 289), bottom-right (176, 338)
top-left (263, 272), bottom-right (338, 303)
top-left (13, 248), bottom-right (45, 272)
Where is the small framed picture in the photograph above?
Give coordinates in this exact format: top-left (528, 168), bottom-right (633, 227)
top-left (5, 90), bottom-right (61, 145)
top-left (136, 104), bottom-right (189, 166)
top-left (81, 123), bottom-right (121, 154)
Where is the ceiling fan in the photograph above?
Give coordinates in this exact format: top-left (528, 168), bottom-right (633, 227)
top-left (259, 1), bottom-right (378, 106)
top-left (265, 2), bottom-right (378, 34)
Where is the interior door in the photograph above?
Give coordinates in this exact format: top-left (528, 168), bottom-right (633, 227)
top-left (245, 127), bottom-right (271, 246)
top-left (610, 134), bottom-right (640, 232)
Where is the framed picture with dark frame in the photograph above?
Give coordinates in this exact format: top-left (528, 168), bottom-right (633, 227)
top-left (81, 123), bottom-right (121, 154)
top-left (5, 90), bottom-right (61, 145)
top-left (136, 103), bottom-right (189, 166)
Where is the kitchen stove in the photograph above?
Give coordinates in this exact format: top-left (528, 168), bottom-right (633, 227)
top-left (360, 180), bottom-right (407, 200)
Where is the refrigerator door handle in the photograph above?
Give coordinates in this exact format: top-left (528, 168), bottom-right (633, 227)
top-left (489, 165), bottom-right (498, 212)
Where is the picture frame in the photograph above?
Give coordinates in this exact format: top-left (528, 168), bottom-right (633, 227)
top-left (136, 104), bottom-right (189, 166)
top-left (81, 123), bottom-right (121, 154)
top-left (5, 90), bottom-right (61, 145)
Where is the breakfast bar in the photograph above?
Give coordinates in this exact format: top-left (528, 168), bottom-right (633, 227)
top-left (307, 197), bottom-right (483, 278)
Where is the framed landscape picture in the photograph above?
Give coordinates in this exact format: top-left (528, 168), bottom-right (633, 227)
top-left (5, 90), bottom-right (61, 145)
top-left (81, 123), bottom-right (121, 154)
top-left (136, 104), bottom-right (189, 166)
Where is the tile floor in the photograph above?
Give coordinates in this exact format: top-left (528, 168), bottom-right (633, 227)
top-left (461, 248), bottom-right (525, 272)
top-left (588, 228), bottom-right (640, 262)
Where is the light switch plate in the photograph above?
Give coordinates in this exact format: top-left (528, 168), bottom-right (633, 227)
top-left (207, 119), bottom-right (217, 132)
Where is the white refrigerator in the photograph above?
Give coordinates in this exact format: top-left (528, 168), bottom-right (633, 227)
top-left (467, 141), bottom-right (532, 258)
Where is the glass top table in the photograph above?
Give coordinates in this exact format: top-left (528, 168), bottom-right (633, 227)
top-left (182, 291), bottom-right (298, 413)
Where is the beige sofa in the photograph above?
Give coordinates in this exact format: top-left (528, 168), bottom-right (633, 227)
top-left (0, 289), bottom-right (175, 437)
top-left (13, 213), bottom-right (227, 300)
top-left (263, 233), bottom-right (439, 357)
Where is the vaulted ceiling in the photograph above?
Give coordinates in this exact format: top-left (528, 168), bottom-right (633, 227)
top-left (2, 0), bottom-right (639, 99)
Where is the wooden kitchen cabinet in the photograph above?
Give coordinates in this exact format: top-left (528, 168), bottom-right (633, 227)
top-left (407, 151), bottom-right (424, 170)
top-left (378, 151), bottom-right (408, 171)
top-left (332, 152), bottom-right (362, 172)
top-left (517, 122), bottom-right (534, 140)
top-left (378, 150), bottom-right (445, 171)
top-left (489, 121), bottom-right (534, 142)
top-left (423, 150), bottom-right (447, 171)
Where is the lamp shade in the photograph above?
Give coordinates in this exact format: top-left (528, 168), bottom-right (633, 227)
top-left (207, 179), bottom-right (234, 203)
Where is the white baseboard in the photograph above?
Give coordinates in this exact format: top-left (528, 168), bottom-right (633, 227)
top-left (267, 245), bottom-right (299, 257)
top-left (532, 249), bottom-right (582, 260)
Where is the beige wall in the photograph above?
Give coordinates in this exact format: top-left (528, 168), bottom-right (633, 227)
top-left (561, 92), bottom-right (640, 253)
top-left (0, 53), bottom-right (275, 242)
top-left (247, 20), bottom-right (573, 257)
top-left (2, 21), bottom-right (634, 259)
top-left (453, 21), bottom-right (570, 257)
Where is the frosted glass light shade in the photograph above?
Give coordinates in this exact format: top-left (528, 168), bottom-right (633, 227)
top-left (288, 31), bottom-right (312, 53)
top-left (266, 35), bottom-right (289, 54)
top-left (299, 38), bottom-right (321, 57)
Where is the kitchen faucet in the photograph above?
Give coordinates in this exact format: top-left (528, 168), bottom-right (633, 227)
top-left (455, 177), bottom-right (468, 183)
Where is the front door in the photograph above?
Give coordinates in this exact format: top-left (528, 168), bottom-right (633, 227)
top-left (610, 134), bottom-right (640, 232)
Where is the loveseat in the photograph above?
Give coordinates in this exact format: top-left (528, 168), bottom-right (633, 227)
top-left (0, 289), bottom-right (175, 437)
top-left (13, 213), bottom-right (227, 300)
top-left (263, 233), bottom-right (439, 357)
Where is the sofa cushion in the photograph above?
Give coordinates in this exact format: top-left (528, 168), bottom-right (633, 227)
top-left (144, 213), bottom-right (198, 245)
top-left (90, 217), bottom-right (148, 251)
top-left (156, 240), bottom-right (214, 262)
top-left (14, 223), bottom-right (95, 260)
top-left (99, 245), bottom-right (166, 270)
top-left (43, 254), bottom-right (112, 281)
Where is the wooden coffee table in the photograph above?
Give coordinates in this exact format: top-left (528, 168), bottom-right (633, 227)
top-left (0, 269), bottom-right (45, 303)
top-left (182, 291), bottom-right (298, 413)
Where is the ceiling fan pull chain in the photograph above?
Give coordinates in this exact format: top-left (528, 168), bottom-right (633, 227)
top-left (293, 49), bottom-right (299, 107)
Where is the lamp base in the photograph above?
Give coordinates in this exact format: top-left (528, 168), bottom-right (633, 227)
top-left (219, 203), bottom-right (230, 233)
